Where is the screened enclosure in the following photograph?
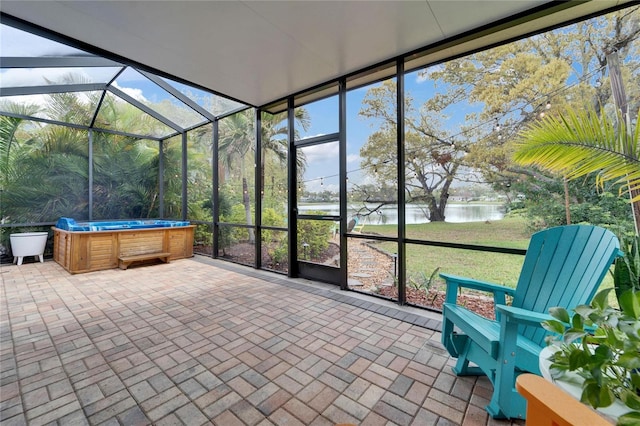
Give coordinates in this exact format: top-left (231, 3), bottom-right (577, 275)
top-left (2, 4), bottom-right (639, 313)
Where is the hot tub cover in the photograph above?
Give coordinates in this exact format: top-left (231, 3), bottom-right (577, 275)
top-left (55, 217), bottom-right (190, 231)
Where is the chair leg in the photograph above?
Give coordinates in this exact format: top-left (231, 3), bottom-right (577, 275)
top-left (486, 381), bottom-right (527, 419)
top-left (441, 317), bottom-right (456, 355)
top-left (453, 354), bottom-right (472, 375)
top-left (486, 317), bottom-right (527, 419)
top-left (441, 316), bottom-right (465, 358)
top-left (451, 338), bottom-right (484, 377)
top-left (442, 318), bottom-right (485, 377)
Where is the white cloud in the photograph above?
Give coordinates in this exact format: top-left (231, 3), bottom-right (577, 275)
top-left (1, 88), bottom-right (94, 112)
top-left (1, 93), bottom-right (48, 109)
top-left (0, 67), bottom-right (120, 88)
top-left (300, 142), bottom-right (338, 163)
top-left (0, 70), bottom-right (148, 105)
top-left (0, 75), bottom-right (148, 116)
top-left (111, 81), bottom-right (148, 103)
top-left (1, 67), bottom-right (75, 88)
top-left (1, 25), bottom-right (83, 57)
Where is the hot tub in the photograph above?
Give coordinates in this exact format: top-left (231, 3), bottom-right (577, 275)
top-left (53, 218), bottom-right (195, 274)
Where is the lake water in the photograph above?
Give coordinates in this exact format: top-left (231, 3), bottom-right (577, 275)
top-left (298, 203), bottom-right (506, 224)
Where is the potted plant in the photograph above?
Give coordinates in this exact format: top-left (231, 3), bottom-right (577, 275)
top-left (543, 288), bottom-right (640, 425)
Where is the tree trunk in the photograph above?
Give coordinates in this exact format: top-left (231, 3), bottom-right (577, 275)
top-left (564, 177), bottom-right (571, 225)
top-left (631, 188), bottom-right (640, 234)
top-left (607, 51), bottom-right (639, 233)
top-left (428, 198), bottom-right (446, 221)
top-left (425, 190), bottom-right (447, 222)
top-left (261, 154), bottom-right (265, 200)
top-left (242, 177), bottom-right (255, 243)
top-left (147, 192), bottom-right (157, 218)
top-left (428, 176), bottom-right (455, 222)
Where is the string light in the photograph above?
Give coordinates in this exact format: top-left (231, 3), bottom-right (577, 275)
top-left (260, 63), bottom-right (605, 190)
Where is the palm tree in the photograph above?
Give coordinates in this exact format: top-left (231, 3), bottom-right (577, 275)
top-left (219, 111), bottom-right (256, 242)
top-left (260, 109), bottom-right (310, 197)
top-left (1, 82), bottom-right (174, 224)
top-left (0, 102), bottom-right (40, 181)
top-left (513, 107), bottom-right (640, 231)
top-left (218, 108), bottom-right (311, 243)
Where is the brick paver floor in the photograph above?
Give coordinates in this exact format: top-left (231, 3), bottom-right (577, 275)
top-left (1, 257), bottom-right (524, 425)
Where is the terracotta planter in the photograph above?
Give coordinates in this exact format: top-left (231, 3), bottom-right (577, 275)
top-left (10, 232), bottom-right (48, 265)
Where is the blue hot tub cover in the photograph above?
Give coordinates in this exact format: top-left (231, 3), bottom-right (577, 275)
top-left (56, 217), bottom-right (190, 231)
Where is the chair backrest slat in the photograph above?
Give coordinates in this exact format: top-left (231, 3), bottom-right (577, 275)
top-left (512, 225), bottom-right (620, 344)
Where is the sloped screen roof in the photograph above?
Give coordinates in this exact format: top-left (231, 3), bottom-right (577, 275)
top-left (0, 24), bottom-right (248, 139)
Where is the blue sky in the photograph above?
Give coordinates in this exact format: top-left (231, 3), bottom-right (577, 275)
top-left (297, 69), bottom-right (476, 194)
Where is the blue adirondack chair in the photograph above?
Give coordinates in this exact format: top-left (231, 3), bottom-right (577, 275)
top-left (440, 225), bottom-right (622, 419)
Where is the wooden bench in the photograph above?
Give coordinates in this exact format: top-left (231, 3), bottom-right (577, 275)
top-left (118, 252), bottom-right (171, 270)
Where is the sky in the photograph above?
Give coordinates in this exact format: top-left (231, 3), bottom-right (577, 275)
top-left (296, 70), bottom-right (477, 194)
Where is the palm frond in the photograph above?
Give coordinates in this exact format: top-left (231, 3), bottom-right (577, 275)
top-left (513, 107), bottom-right (640, 200)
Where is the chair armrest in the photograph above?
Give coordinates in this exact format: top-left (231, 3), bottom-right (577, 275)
top-left (495, 304), bottom-right (554, 327)
top-left (498, 304), bottom-right (597, 334)
top-left (440, 272), bottom-right (515, 305)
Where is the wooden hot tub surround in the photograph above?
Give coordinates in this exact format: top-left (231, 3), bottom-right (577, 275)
top-left (53, 220), bottom-right (195, 274)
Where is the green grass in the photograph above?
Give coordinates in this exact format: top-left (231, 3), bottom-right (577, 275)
top-left (364, 217), bottom-right (614, 294)
top-left (371, 216), bottom-right (531, 248)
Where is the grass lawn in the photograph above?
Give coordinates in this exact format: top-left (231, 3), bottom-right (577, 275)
top-left (370, 215), bottom-right (531, 248)
top-left (365, 217), bottom-right (529, 288)
top-left (364, 216), bottom-right (614, 294)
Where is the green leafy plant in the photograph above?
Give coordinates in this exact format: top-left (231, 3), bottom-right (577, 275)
top-left (543, 288), bottom-right (640, 425)
top-left (297, 210), bottom-right (333, 259)
top-left (513, 107), bottom-right (640, 232)
top-left (408, 267), bottom-right (441, 301)
top-left (615, 234), bottom-right (640, 303)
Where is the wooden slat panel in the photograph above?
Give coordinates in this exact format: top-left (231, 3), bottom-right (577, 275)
top-left (89, 234), bottom-right (117, 270)
top-left (119, 231), bottom-right (164, 256)
top-left (168, 229), bottom-right (186, 258)
top-left (184, 227), bottom-right (194, 258)
top-left (75, 234), bottom-right (90, 271)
